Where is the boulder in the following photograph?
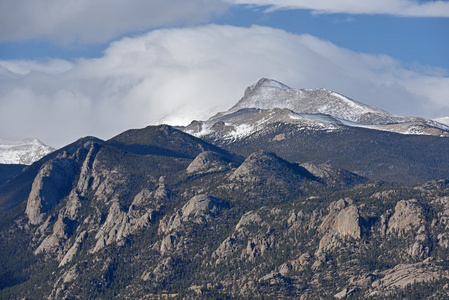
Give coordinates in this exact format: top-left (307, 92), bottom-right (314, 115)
top-left (334, 206), bottom-right (361, 239)
top-left (160, 233), bottom-right (180, 255)
top-left (212, 236), bottom-right (238, 264)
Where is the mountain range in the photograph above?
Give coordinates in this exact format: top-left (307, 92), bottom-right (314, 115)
top-left (184, 78), bottom-right (449, 184)
top-left (1, 79), bottom-right (449, 299)
top-left (185, 78), bottom-right (449, 139)
top-left (435, 117), bottom-right (449, 126)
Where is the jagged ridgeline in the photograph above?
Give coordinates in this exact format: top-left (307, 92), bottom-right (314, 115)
top-left (184, 78), bottom-right (449, 185)
top-left (1, 79), bottom-right (449, 299)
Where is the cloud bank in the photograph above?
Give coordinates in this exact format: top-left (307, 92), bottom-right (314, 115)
top-left (0, 0), bottom-right (227, 43)
top-left (2, 0), bottom-right (446, 45)
top-left (228, 0), bottom-right (449, 17)
top-left (1, 25), bottom-right (448, 148)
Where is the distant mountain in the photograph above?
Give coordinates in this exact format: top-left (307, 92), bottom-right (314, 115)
top-left (222, 78), bottom-right (402, 125)
top-left (183, 78), bottom-right (449, 184)
top-left (0, 138), bottom-right (54, 165)
top-left (434, 117), bottom-right (449, 126)
top-left (185, 78), bottom-right (449, 139)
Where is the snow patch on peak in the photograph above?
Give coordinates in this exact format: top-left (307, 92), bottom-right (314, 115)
top-left (330, 92), bottom-right (358, 109)
top-left (434, 117), bottom-right (449, 126)
top-left (181, 79), bottom-right (449, 140)
top-left (185, 122), bottom-right (213, 138)
top-left (228, 79), bottom-right (404, 126)
top-left (0, 138), bottom-right (54, 165)
top-left (225, 124), bottom-right (255, 140)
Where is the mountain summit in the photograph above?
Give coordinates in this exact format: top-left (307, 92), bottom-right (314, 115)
top-left (0, 138), bottom-right (54, 165)
top-left (227, 78), bottom-right (400, 125)
top-left (183, 78), bottom-right (449, 184)
top-left (185, 78), bottom-right (449, 140)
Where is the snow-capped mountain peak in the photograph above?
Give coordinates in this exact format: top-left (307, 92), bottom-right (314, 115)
top-left (243, 78), bottom-right (291, 96)
top-left (434, 117), bottom-right (449, 126)
top-left (184, 78), bottom-right (449, 140)
top-left (229, 78), bottom-right (401, 125)
top-left (0, 138), bottom-right (54, 165)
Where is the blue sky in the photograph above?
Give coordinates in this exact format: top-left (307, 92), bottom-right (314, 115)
top-left (216, 7), bottom-right (449, 69)
top-left (0, 0), bottom-right (448, 147)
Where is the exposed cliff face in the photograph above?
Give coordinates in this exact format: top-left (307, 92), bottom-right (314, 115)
top-left (387, 199), bottom-right (425, 236)
top-left (92, 179), bottom-right (169, 253)
top-left (315, 199), bottom-right (361, 261)
top-left (381, 199), bottom-right (429, 259)
top-left (25, 156), bottom-right (79, 225)
top-left (158, 194), bottom-right (228, 256)
top-left (59, 231), bottom-right (87, 267)
top-left (432, 196), bottom-right (449, 249)
top-left (76, 143), bottom-right (100, 196)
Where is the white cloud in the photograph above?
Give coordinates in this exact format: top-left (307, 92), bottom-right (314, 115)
top-left (0, 0), bottom-right (227, 43)
top-left (1, 0), bottom-right (447, 45)
top-left (0, 25), bottom-right (448, 148)
top-left (227, 0), bottom-right (449, 17)
top-left (0, 59), bottom-right (73, 75)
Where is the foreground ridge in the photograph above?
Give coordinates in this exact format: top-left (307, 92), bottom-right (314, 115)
top-left (0, 124), bottom-right (449, 298)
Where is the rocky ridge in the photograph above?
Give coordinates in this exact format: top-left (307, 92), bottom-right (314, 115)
top-left (184, 78), bottom-right (449, 141)
top-left (1, 122), bottom-right (449, 298)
